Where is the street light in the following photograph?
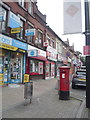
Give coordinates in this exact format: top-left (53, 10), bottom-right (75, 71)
top-left (84, 0), bottom-right (90, 108)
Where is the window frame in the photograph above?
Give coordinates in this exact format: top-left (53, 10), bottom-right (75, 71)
top-left (26, 23), bottom-right (34, 44)
top-left (35, 29), bottom-right (43, 48)
top-left (0, 7), bottom-right (7, 32)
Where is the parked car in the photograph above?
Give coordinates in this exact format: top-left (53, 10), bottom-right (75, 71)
top-left (72, 70), bottom-right (86, 89)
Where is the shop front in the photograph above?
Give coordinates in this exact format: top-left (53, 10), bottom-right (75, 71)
top-left (45, 46), bottom-right (57, 79)
top-left (26, 45), bottom-right (47, 80)
top-left (0, 34), bottom-right (28, 85)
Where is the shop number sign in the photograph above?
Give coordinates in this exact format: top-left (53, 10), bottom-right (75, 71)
top-left (24, 74), bottom-right (30, 83)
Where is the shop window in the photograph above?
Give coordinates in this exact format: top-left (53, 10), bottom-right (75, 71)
top-left (26, 24), bottom-right (34, 43)
top-left (10, 52), bottom-right (22, 83)
top-left (35, 30), bottom-right (43, 47)
top-left (16, 19), bottom-right (24, 40)
top-left (28, 1), bottom-right (33, 15)
top-left (0, 7), bottom-right (7, 32)
top-left (30, 60), bottom-right (43, 74)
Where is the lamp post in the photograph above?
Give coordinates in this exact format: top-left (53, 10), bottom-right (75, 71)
top-left (84, 0), bottom-right (90, 108)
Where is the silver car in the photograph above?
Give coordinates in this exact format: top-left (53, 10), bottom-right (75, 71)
top-left (72, 70), bottom-right (86, 89)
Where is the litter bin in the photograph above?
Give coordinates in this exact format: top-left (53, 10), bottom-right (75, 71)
top-left (24, 82), bottom-right (33, 104)
top-left (59, 66), bottom-right (70, 100)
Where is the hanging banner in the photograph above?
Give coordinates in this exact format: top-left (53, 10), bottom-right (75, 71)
top-left (8, 11), bottom-right (20, 28)
top-left (63, 0), bottom-right (82, 34)
top-left (25, 29), bottom-right (36, 36)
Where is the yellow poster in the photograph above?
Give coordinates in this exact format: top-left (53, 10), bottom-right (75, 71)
top-left (24, 74), bottom-right (30, 83)
top-left (0, 42), bottom-right (18, 51)
top-left (0, 74), bottom-right (4, 85)
top-left (11, 27), bottom-right (21, 34)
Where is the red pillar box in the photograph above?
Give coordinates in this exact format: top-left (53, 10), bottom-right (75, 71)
top-left (59, 66), bottom-right (70, 100)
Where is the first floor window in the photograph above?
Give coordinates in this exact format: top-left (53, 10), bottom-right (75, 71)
top-left (0, 7), bottom-right (7, 31)
top-left (16, 19), bottom-right (24, 40)
top-left (26, 24), bottom-right (34, 43)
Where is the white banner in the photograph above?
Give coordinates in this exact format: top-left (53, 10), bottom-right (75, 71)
top-left (63, 0), bottom-right (82, 34)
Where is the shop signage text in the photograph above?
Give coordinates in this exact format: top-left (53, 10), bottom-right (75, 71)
top-left (0, 34), bottom-right (12, 45)
top-left (0, 42), bottom-right (18, 51)
top-left (28, 45), bottom-right (46, 57)
top-left (25, 29), bottom-right (36, 36)
top-left (12, 39), bottom-right (28, 50)
top-left (0, 34), bottom-right (28, 51)
top-left (8, 11), bottom-right (20, 28)
top-left (47, 46), bottom-right (57, 61)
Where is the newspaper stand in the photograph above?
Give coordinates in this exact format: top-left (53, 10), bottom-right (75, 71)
top-left (24, 82), bottom-right (33, 105)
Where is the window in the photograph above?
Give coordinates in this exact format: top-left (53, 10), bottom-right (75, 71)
top-left (30, 60), bottom-right (38, 73)
top-left (19, 0), bottom-right (25, 8)
top-left (47, 35), bottom-right (50, 46)
top-left (30, 60), bottom-right (43, 74)
top-left (28, 1), bottom-right (33, 15)
top-left (51, 40), bottom-right (54, 48)
top-left (16, 19), bottom-right (24, 40)
top-left (35, 30), bottom-right (43, 47)
top-left (26, 24), bottom-right (34, 43)
top-left (0, 7), bottom-right (7, 32)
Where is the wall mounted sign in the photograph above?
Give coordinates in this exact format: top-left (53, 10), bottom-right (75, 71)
top-left (0, 34), bottom-right (28, 51)
top-left (0, 42), bottom-right (18, 51)
top-left (28, 49), bottom-right (38, 57)
top-left (47, 46), bottom-right (57, 61)
top-left (8, 11), bottom-right (20, 28)
top-left (12, 39), bottom-right (28, 50)
top-left (0, 34), bottom-right (12, 45)
top-left (11, 27), bottom-right (21, 33)
top-left (25, 29), bottom-right (36, 36)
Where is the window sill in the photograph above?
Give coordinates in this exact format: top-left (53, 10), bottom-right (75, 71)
top-left (28, 42), bottom-right (34, 46)
top-left (16, 37), bottom-right (26, 42)
top-left (1, 31), bottom-right (10, 36)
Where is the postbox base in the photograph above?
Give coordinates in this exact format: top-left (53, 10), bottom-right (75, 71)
top-left (59, 91), bottom-right (70, 100)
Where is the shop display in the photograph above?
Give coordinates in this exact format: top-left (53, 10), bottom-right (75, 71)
top-left (30, 60), bottom-right (44, 75)
top-left (10, 52), bottom-right (22, 83)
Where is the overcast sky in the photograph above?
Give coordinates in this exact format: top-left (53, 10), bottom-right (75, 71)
top-left (37, 0), bottom-right (85, 54)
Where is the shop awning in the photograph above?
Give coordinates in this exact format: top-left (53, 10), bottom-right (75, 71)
top-left (30, 55), bottom-right (47, 61)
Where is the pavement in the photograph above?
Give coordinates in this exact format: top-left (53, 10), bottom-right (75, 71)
top-left (0, 78), bottom-right (89, 119)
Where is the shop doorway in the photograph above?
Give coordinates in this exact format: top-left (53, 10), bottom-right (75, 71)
top-left (10, 52), bottom-right (23, 84)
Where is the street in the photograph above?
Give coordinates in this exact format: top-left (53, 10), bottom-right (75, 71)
top-left (1, 78), bottom-right (87, 118)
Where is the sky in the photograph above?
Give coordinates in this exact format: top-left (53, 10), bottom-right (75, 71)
top-left (37, 0), bottom-right (85, 55)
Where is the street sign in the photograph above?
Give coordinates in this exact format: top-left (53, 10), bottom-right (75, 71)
top-left (83, 46), bottom-right (90, 55)
top-left (11, 27), bottom-right (21, 33)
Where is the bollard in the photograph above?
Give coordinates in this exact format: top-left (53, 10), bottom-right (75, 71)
top-left (59, 66), bottom-right (70, 100)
